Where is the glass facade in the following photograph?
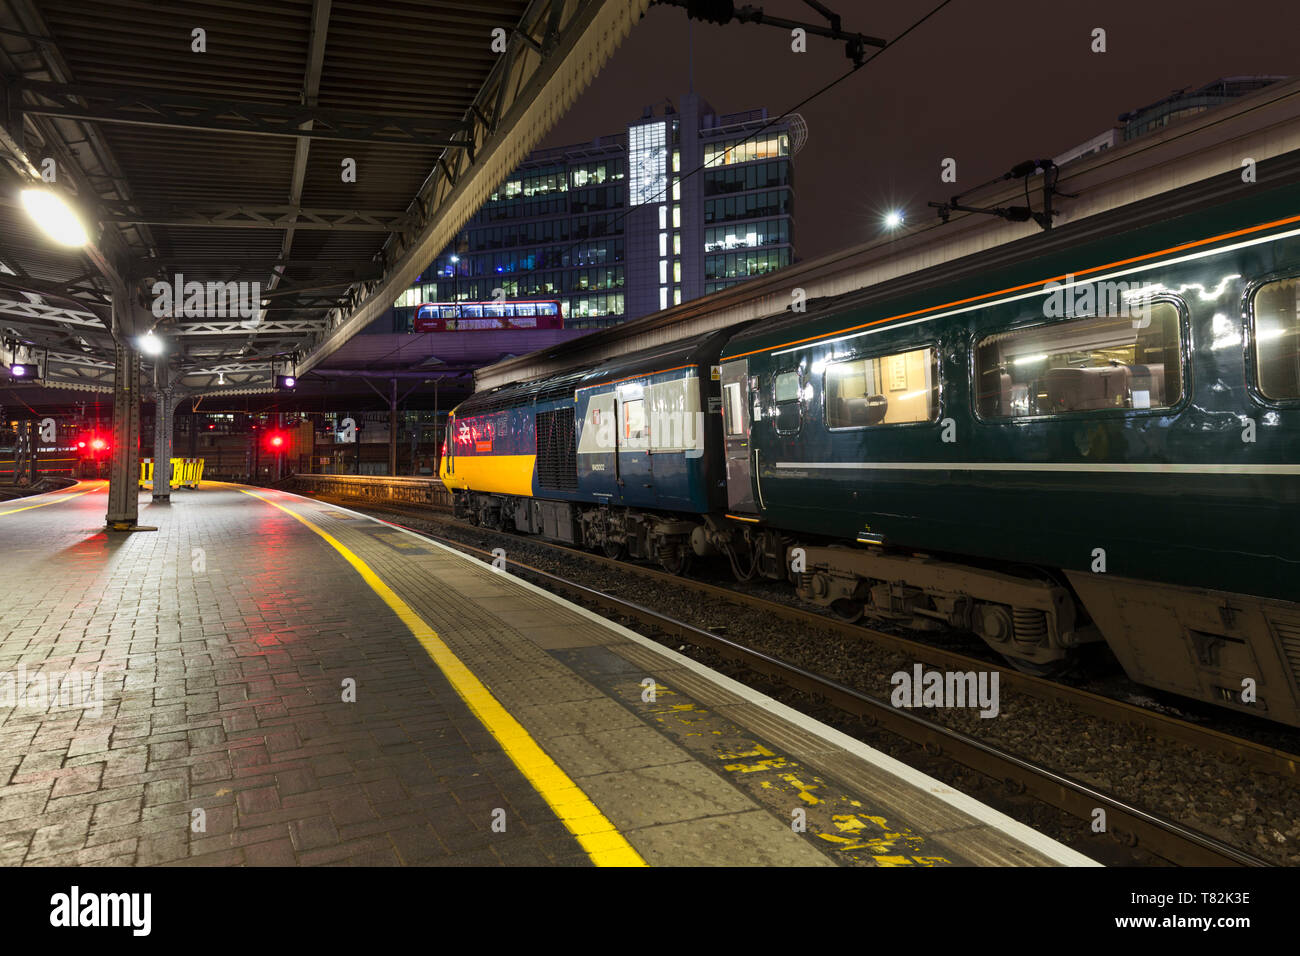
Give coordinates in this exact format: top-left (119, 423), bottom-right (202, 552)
top-left (396, 96), bottom-right (797, 330)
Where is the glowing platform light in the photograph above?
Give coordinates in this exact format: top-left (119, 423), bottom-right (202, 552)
top-left (21, 188), bottom-right (89, 246)
top-left (884, 210), bottom-right (905, 230)
top-left (139, 331), bottom-right (164, 355)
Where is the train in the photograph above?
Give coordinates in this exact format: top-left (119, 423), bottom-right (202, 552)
top-left (439, 168), bottom-right (1300, 727)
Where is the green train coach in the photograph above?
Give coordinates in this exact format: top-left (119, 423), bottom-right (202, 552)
top-left (716, 171), bottom-right (1300, 725)
top-left (446, 160), bottom-right (1300, 727)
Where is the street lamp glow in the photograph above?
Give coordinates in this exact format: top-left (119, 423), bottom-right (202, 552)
top-left (20, 188), bottom-right (88, 247)
top-left (883, 210), bottom-right (905, 230)
top-left (139, 331), bottom-right (164, 355)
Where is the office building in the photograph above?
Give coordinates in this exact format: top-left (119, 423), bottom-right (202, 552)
top-left (391, 92), bottom-right (803, 329)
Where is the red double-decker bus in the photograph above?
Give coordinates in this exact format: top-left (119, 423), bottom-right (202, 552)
top-left (413, 299), bottom-right (563, 332)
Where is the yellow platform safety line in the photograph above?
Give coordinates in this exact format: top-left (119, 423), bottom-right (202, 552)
top-left (140, 457), bottom-right (205, 490)
top-left (0, 482), bottom-right (97, 516)
top-left (240, 489), bottom-right (646, 868)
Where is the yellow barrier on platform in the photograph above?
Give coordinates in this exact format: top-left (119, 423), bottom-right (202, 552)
top-left (139, 457), bottom-right (205, 490)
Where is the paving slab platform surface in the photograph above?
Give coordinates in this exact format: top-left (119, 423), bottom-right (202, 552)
top-left (0, 480), bottom-right (1097, 867)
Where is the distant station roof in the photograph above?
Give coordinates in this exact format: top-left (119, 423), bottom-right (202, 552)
top-left (0, 0), bottom-right (650, 397)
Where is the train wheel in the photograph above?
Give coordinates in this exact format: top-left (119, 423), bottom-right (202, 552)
top-left (1004, 654), bottom-right (1073, 679)
top-left (830, 600), bottom-right (863, 623)
top-left (659, 547), bottom-right (692, 576)
top-left (602, 538), bottom-right (625, 560)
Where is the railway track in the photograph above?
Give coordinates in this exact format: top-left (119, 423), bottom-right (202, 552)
top-left (301, 488), bottom-right (1278, 866)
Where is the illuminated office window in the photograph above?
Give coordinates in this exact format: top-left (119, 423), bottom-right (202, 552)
top-left (660, 286), bottom-right (668, 310)
top-left (659, 232), bottom-right (667, 257)
top-left (672, 205), bottom-right (681, 228)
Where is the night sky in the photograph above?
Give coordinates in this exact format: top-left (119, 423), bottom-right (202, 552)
top-left (541, 0), bottom-right (1298, 262)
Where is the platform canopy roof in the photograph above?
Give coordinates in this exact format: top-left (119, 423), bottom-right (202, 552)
top-left (0, 0), bottom-right (647, 397)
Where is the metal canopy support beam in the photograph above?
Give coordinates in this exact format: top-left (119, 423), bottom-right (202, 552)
top-left (254, 0), bottom-right (331, 336)
top-left (151, 361), bottom-right (174, 502)
top-left (96, 204), bottom-right (416, 231)
top-left (16, 78), bottom-right (468, 149)
top-left (105, 338), bottom-right (145, 529)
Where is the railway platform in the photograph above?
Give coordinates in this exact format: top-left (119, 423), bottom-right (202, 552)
top-left (0, 480), bottom-right (1096, 867)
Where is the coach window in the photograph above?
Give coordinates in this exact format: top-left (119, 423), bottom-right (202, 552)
top-left (824, 346), bottom-right (938, 428)
top-left (774, 370), bottom-right (802, 433)
top-left (975, 302), bottom-right (1183, 418)
top-left (1252, 277), bottom-right (1300, 400)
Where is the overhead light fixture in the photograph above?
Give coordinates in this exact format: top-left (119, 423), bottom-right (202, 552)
top-left (138, 331), bottom-right (164, 355)
top-left (217, 371), bottom-right (225, 385)
top-left (20, 188), bottom-right (88, 247)
top-left (883, 210), bottom-right (905, 230)
top-left (275, 373), bottom-right (296, 390)
top-left (8, 362), bottom-right (39, 379)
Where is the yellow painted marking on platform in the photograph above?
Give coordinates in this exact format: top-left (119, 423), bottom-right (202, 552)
top-left (813, 813), bottom-right (945, 864)
top-left (241, 489), bottom-right (646, 868)
top-left (778, 773), bottom-right (824, 805)
top-left (640, 682), bottom-right (950, 865)
top-left (717, 744), bottom-right (776, 760)
top-left (0, 485), bottom-right (96, 515)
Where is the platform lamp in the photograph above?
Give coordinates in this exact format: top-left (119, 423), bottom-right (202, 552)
top-left (19, 186), bottom-right (88, 247)
top-left (274, 354), bottom-right (298, 390)
top-left (6, 360), bottom-right (41, 381)
top-left (4, 339), bottom-right (43, 381)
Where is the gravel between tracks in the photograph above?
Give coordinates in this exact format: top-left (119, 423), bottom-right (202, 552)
top-left (331, 498), bottom-right (1300, 866)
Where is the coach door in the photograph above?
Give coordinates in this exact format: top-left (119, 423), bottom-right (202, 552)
top-left (577, 387), bottom-right (620, 501)
top-left (720, 359), bottom-right (756, 513)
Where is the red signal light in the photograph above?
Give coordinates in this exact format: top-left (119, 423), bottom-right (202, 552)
top-left (76, 432), bottom-right (110, 459)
